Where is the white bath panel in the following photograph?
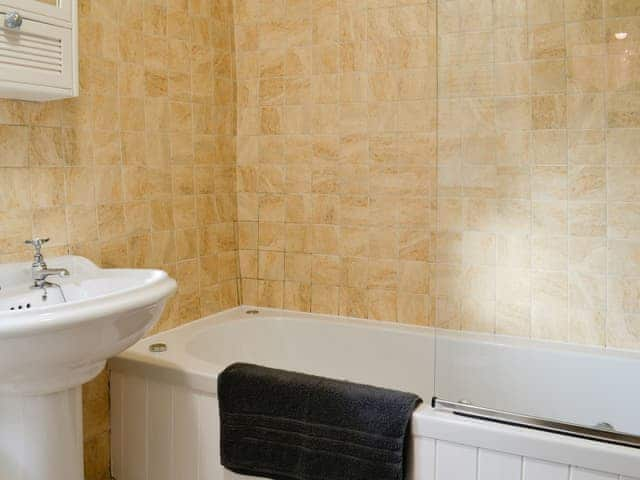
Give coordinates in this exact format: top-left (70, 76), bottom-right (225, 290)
top-left (571, 467), bottom-right (618, 480)
top-left (436, 441), bottom-right (478, 480)
top-left (148, 380), bottom-right (172, 480)
top-left (110, 370), bottom-right (640, 480)
top-left (198, 393), bottom-right (223, 480)
top-left (478, 449), bottom-right (522, 480)
top-left (410, 437), bottom-right (436, 480)
top-left (523, 458), bottom-right (570, 480)
top-left (173, 387), bottom-right (198, 480)
top-left (122, 374), bottom-right (147, 480)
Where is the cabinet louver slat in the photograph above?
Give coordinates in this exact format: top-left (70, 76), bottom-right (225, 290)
top-left (0, 31), bottom-right (63, 71)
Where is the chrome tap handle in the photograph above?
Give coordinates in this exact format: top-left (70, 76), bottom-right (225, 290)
top-left (25, 238), bottom-right (50, 264)
top-left (25, 238), bottom-right (50, 254)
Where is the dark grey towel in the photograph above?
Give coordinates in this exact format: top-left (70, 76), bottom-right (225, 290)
top-left (218, 363), bottom-right (422, 480)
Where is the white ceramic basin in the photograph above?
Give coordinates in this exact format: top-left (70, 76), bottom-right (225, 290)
top-left (0, 255), bottom-right (176, 395)
top-left (0, 255), bottom-right (176, 480)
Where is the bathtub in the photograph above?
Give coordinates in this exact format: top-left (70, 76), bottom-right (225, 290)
top-left (109, 307), bottom-right (640, 480)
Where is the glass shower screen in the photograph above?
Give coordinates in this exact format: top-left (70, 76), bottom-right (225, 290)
top-left (431, 0), bottom-right (640, 445)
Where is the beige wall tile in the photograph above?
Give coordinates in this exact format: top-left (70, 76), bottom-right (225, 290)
top-left (284, 281), bottom-right (312, 311)
top-left (569, 203), bottom-right (606, 237)
top-left (569, 309), bottom-right (605, 345)
top-left (607, 92), bottom-right (640, 127)
top-left (607, 314), bottom-right (640, 349)
top-left (566, 20), bottom-right (605, 57)
top-left (532, 94), bottom-right (567, 129)
top-left (565, 0), bottom-right (603, 21)
top-left (0, 126), bottom-right (29, 167)
top-left (605, 0), bottom-right (640, 17)
top-left (607, 129), bottom-right (640, 165)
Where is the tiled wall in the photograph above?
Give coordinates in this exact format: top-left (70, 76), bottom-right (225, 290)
top-left (0, 0), bottom-right (238, 478)
top-left (434, 0), bottom-right (640, 349)
top-left (1, 0), bottom-right (640, 477)
top-left (234, 0), bottom-right (438, 323)
top-left (234, 0), bottom-right (640, 351)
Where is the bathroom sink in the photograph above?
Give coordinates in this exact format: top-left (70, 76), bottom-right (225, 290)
top-left (0, 255), bottom-right (177, 394)
top-left (0, 255), bottom-right (176, 480)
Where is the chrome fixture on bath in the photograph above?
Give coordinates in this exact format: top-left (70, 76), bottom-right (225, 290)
top-left (25, 238), bottom-right (69, 300)
top-left (433, 399), bottom-right (638, 449)
top-left (149, 343), bottom-right (168, 353)
top-left (596, 422), bottom-right (616, 432)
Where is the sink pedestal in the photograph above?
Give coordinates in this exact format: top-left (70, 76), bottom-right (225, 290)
top-left (0, 388), bottom-right (84, 480)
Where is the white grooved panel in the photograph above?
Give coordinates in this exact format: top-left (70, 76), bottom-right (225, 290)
top-left (122, 375), bottom-right (147, 480)
top-left (523, 458), bottom-right (570, 480)
top-left (478, 450), bottom-right (522, 480)
top-left (109, 372), bottom-right (123, 480)
top-left (571, 467), bottom-right (618, 480)
top-left (198, 394), bottom-right (223, 480)
top-left (173, 387), bottom-right (198, 480)
top-left (148, 381), bottom-right (172, 480)
top-left (110, 372), bottom-right (639, 480)
top-left (410, 437), bottom-right (436, 480)
top-left (436, 441), bottom-right (478, 480)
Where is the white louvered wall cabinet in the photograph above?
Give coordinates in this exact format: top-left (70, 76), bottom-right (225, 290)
top-left (0, 0), bottom-right (78, 101)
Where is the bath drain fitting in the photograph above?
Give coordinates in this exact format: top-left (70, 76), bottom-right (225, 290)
top-left (149, 343), bottom-right (168, 353)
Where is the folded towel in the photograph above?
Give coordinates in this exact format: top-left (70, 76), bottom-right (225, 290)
top-left (218, 363), bottom-right (422, 480)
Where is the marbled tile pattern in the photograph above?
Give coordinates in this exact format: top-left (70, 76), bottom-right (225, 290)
top-left (234, 0), bottom-right (439, 325)
top-left (434, 0), bottom-right (640, 350)
top-left (234, 0), bottom-right (640, 351)
top-left (0, 0), bottom-right (238, 478)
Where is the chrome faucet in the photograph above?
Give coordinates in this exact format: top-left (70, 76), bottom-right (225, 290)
top-left (25, 238), bottom-right (70, 289)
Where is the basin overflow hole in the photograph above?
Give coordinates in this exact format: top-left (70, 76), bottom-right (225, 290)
top-left (9, 303), bottom-right (32, 311)
top-left (246, 309), bottom-right (259, 315)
